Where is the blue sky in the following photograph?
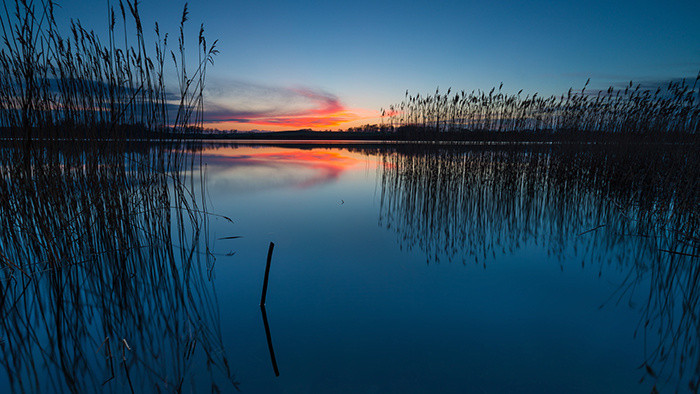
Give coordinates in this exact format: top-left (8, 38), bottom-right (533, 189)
top-left (55, 0), bottom-right (700, 130)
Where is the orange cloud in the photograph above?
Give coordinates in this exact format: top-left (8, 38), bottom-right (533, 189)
top-left (202, 81), bottom-right (378, 131)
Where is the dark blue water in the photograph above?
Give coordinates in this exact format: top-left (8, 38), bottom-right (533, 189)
top-left (0, 141), bottom-right (697, 393)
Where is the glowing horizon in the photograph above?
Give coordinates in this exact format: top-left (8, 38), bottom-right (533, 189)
top-left (204, 110), bottom-right (380, 131)
top-left (201, 81), bottom-right (380, 131)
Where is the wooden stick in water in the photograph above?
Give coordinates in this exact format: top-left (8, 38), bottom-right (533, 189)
top-left (260, 242), bottom-right (275, 306)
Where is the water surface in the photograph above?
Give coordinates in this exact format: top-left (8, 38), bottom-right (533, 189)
top-left (0, 141), bottom-right (697, 393)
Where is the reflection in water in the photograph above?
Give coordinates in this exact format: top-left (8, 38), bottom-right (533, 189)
top-left (260, 306), bottom-right (280, 377)
top-left (377, 143), bottom-right (699, 390)
top-left (259, 241), bottom-right (280, 376)
top-left (0, 142), bottom-right (237, 392)
top-left (2, 140), bottom-right (699, 392)
top-left (200, 146), bottom-right (364, 191)
top-left (378, 144), bottom-right (697, 265)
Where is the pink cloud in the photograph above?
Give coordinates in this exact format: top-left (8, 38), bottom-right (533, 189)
top-left (202, 80), bottom-right (376, 130)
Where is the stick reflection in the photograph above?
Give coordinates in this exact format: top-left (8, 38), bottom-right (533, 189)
top-left (260, 305), bottom-right (280, 377)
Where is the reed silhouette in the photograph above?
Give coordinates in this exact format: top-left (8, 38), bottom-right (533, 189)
top-left (0, 0), bottom-right (217, 140)
top-left (0, 1), bottom-right (236, 391)
top-left (381, 78), bottom-right (700, 141)
top-left (0, 140), bottom-right (237, 392)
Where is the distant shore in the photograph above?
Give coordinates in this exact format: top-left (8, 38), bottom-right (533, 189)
top-left (170, 129), bottom-right (700, 144)
top-left (2, 127), bottom-right (697, 144)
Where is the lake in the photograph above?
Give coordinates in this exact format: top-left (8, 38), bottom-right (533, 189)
top-left (0, 141), bottom-right (697, 393)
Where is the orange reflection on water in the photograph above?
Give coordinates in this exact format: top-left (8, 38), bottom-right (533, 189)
top-left (201, 146), bottom-right (370, 189)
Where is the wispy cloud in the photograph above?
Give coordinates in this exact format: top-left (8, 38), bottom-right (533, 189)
top-left (202, 80), bottom-right (375, 130)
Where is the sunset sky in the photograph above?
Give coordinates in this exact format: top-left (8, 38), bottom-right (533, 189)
top-left (56, 0), bottom-right (699, 131)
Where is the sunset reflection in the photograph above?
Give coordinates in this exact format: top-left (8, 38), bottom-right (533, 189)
top-left (200, 146), bottom-right (369, 190)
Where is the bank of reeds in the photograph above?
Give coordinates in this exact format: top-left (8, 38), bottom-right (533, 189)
top-left (0, 0), bottom-right (217, 140)
top-left (381, 77), bottom-right (700, 141)
top-left (0, 2), bottom-right (235, 391)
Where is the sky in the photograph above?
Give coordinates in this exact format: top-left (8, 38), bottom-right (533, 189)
top-left (54, 0), bottom-right (700, 131)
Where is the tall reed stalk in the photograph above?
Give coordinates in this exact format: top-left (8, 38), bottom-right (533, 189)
top-left (0, 0), bottom-right (218, 140)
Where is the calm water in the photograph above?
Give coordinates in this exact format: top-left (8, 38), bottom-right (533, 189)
top-left (0, 141), bottom-right (698, 393)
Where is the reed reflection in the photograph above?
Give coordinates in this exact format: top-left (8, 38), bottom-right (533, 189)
top-left (377, 143), bottom-right (698, 390)
top-left (0, 141), bottom-right (237, 393)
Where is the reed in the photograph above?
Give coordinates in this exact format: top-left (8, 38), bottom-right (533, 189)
top-left (0, 0), bottom-right (217, 140)
top-left (381, 76), bottom-right (700, 141)
top-left (0, 2), bottom-right (232, 390)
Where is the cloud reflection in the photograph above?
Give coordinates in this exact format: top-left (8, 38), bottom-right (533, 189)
top-left (202, 147), bottom-right (364, 191)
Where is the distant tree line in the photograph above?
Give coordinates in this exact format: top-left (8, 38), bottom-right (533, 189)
top-left (344, 124), bottom-right (391, 133)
